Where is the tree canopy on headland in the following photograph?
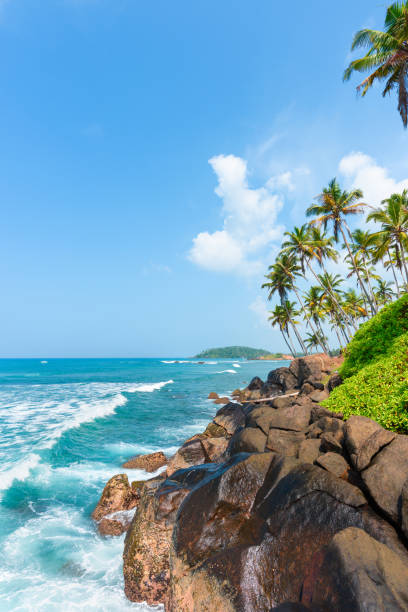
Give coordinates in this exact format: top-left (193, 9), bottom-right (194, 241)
top-left (194, 346), bottom-right (281, 359)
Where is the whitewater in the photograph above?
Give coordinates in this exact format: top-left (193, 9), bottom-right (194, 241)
top-left (0, 358), bottom-right (279, 611)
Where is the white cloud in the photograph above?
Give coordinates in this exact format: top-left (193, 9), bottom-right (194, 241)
top-left (339, 152), bottom-right (408, 207)
top-left (188, 154), bottom-right (285, 275)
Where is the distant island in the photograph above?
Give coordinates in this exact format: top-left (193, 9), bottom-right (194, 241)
top-left (194, 346), bottom-right (292, 360)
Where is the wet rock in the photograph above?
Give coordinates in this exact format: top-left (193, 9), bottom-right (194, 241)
top-left (166, 438), bottom-right (208, 476)
top-left (92, 474), bottom-right (140, 523)
top-left (315, 452), bottom-right (349, 479)
top-left (267, 404), bottom-right (312, 432)
top-left (297, 439), bottom-right (322, 464)
top-left (266, 429), bottom-right (305, 457)
top-left (248, 376), bottom-right (264, 391)
top-left (213, 396), bottom-right (230, 405)
top-left (173, 453), bottom-right (273, 566)
top-left (228, 426), bottom-right (267, 454)
top-left (122, 451), bottom-right (167, 472)
top-left (124, 466), bottom-right (214, 606)
top-left (345, 415), bottom-right (396, 471)
top-left (302, 527), bottom-right (408, 612)
top-left (207, 392), bottom-right (219, 399)
top-left (362, 435), bottom-right (408, 525)
top-left (213, 402), bottom-right (245, 436)
top-left (98, 507), bottom-right (137, 536)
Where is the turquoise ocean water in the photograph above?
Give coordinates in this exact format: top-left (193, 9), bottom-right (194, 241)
top-left (0, 358), bottom-right (286, 611)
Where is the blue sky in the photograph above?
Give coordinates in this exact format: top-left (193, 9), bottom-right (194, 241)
top-left (0, 0), bottom-right (407, 357)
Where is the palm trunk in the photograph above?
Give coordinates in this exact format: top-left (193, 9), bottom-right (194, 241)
top-left (290, 320), bottom-right (308, 355)
top-left (398, 237), bottom-right (408, 287)
top-left (292, 285), bottom-right (321, 338)
top-left (306, 260), bottom-right (356, 330)
top-left (386, 250), bottom-right (401, 298)
top-left (340, 224), bottom-right (375, 315)
top-left (281, 329), bottom-right (296, 358)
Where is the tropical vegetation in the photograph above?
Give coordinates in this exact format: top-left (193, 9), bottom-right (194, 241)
top-left (194, 346), bottom-right (282, 359)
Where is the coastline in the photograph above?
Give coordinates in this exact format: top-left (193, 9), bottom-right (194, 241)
top-left (93, 353), bottom-right (408, 611)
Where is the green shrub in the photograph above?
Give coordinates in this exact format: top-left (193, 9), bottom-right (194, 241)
top-left (324, 295), bottom-right (408, 433)
top-left (339, 294), bottom-right (408, 379)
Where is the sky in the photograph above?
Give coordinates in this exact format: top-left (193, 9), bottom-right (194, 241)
top-left (0, 0), bottom-right (407, 357)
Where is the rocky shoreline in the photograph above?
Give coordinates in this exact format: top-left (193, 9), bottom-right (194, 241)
top-left (93, 355), bottom-right (408, 611)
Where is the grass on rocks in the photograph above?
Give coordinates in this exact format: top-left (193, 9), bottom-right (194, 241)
top-left (324, 294), bottom-right (408, 433)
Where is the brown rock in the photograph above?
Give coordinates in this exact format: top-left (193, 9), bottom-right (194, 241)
top-left (92, 474), bottom-right (140, 522)
top-left (228, 426), bottom-right (267, 454)
top-left (213, 396), bottom-right (230, 405)
top-left (207, 391), bottom-right (219, 399)
top-left (268, 404), bottom-right (312, 432)
top-left (401, 478), bottom-right (408, 540)
top-left (267, 367), bottom-right (297, 392)
top-left (98, 518), bottom-right (127, 536)
top-left (316, 452), bottom-right (349, 478)
top-left (297, 438), bottom-right (322, 464)
top-left (266, 429), bottom-right (305, 456)
top-left (201, 436), bottom-right (228, 463)
top-left (308, 389), bottom-right (329, 403)
top-left (201, 421), bottom-right (226, 438)
top-left (122, 451), bottom-right (167, 472)
top-left (247, 376), bottom-right (264, 391)
top-left (124, 465), bottom-right (215, 606)
top-left (345, 415), bottom-right (395, 470)
top-left (362, 435), bottom-right (408, 525)
top-left (246, 404), bottom-right (277, 435)
top-left (302, 527), bottom-right (408, 612)
top-left (213, 402), bottom-right (245, 436)
top-left (166, 438), bottom-right (207, 476)
top-left (319, 432), bottom-right (343, 454)
top-left (271, 395), bottom-right (297, 410)
top-left (327, 373), bottom-right (342, 392)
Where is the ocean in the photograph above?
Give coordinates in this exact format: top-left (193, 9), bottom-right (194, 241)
top-left (0, 357), bottom-right (286, 611)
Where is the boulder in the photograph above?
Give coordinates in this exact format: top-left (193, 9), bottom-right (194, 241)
top-left (302, 527), bottom-right (408, 611)
top-left (246, 404), bottom-right (278, 435)
top-left (315, 452), bottom-right (349, 479)
top-left (327, 373), bottom-right (342, 392)
top-left (306, 417), bottom-right (345, 445)
top-left (402, 479), bottom-right (408, 540)
top-left (310, 405), bottom-right (343, 422)
top-left (124, 465), bottom-right (216, 606)
top-left (261, 382), bottom-right (283, 398)
top-left (308, 389), bottom-right (329, 403)
top-left (201, 421), bottom-right (226, 438)
top-left (297, 438), bottom-right (322, 464)
top-left (213, 396), bottom-right (230, 405)
top-left (173, 453), bottom-right (274, 566)
top-left (271, 395), bottom-right (298, 410)
top-left (207, 392), bottom-right (219, 399)
top-left (289, 356), bottom-right (323, 386)
top-left (228, 427), bottom-right (267, 454)
top-left (213, 402), bottom-right (245, 436)
top-left (201, 436), bottom-right (228, 463)
top-left (92, 474), bottom-right (140, 531)
top-left (166, 438), bottom-right (208, 476)
top-left (267, 404), bottom-right (312, 432)
top-left (122, 451), bottom-right (167, 471)
top-left (267, 367), bottom-right (297, 392)
top-left (247, 376), bottom-right (264, 391)
top-left (362, 435), bottom-right (408, 525)
top-left (319, 433), bottom-right (344, 454)
top-left (344, 415), bottom-right (396, 471)
top-left (266, 429), bottom-right (305, 457)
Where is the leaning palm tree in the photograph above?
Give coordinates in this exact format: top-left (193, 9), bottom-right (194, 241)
top-left (344, 1), bottom-right (408, 127)
top-left (268, 304), bottom-right (297, 358)
top-left (306, 179), bottom-right (374, 314)
top-left (342, 288), bottom-right (368, 325)
top-left (262, 265), bottom-right (308, 354)
top-left (367, 191), bottom-right (408, 286)
top-left (303, 285), bottom-right (329, 350)
top-left (350, 229), bottom-right (379, 310)
top-left (304, 331), bottom-right (328, 353)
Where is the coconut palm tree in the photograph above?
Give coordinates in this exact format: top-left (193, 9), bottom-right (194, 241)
top-left (281, 224), bottom-right (353, 326)
top-left (262, 264), bottom-right (309, 354)
top-left (306, 179), bottom-right (374, 313)
top-left (367, 192), bottom-right (408, 286)
top-left (349, 229), bottom-right (379, 309)
top-left (344, 1), bottom-right (408, 127)
top-left (268, 304), bottom-right (297, 358)
top-left (375, 279), bottom-right (396, 305)
top-left (342, 289), bottom-right (368, 324)
top-left (304, 331), bottom-right (328, 353)
top-left (303, 285), bottom-right (329, 348)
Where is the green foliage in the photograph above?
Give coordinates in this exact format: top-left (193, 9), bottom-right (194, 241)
top-left (339, 293), bottom-right (408, 378)
top-left (195, 346), bottom-right (275, 359)
top-left (324, 294), bottom-right (408, 432)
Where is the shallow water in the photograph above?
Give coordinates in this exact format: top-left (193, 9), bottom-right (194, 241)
top-left (0, 358), bottom-right (286, 611)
